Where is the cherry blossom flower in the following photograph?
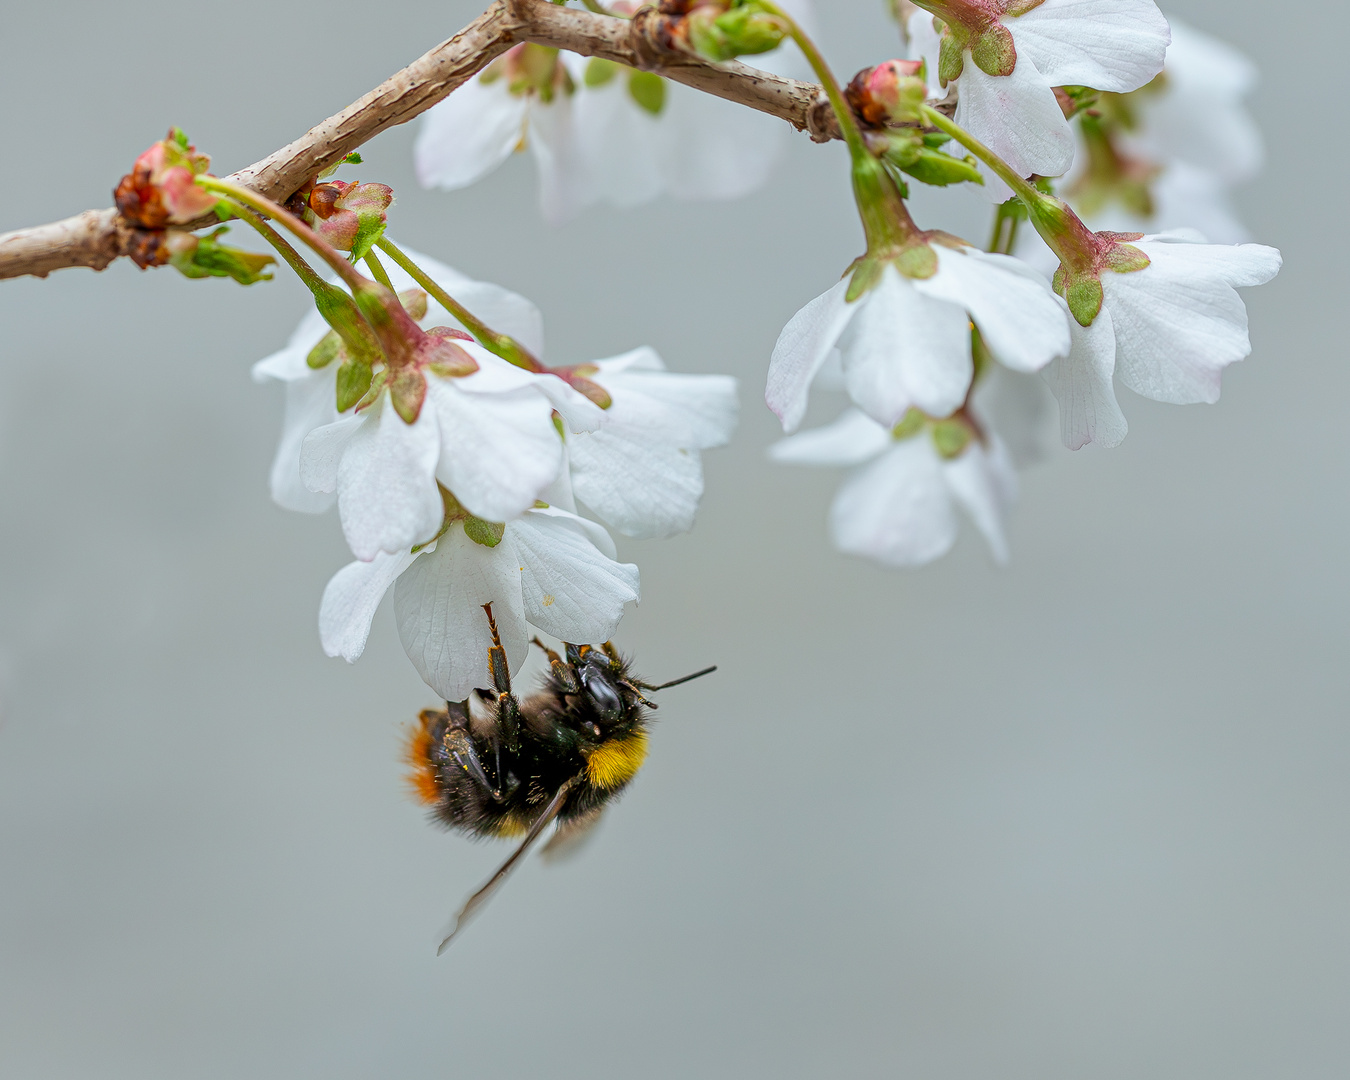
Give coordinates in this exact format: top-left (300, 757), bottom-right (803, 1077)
top-left (414, 1), bottom-right (814, 224)
top-left (1042, 232), bottom-right (1282, 449)
top-left (771, 407), bottom-right (1016, 566)
top-left (906, 0), bottom-right (1170, 198)
top-left (252, 251), bottom-right (549, 516)
top-left (766, 242), bottom-right (1070, 432)
top-left (318, 506), bottom-right (639, 701)
top-left (561, 348), bottom-right (739, 539)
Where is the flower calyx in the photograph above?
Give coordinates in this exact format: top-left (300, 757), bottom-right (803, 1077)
top-left (1030, 198), bottom-right (1150, 326)
top-left (911, 0), bottom-right (1045, 84)
top-left (121, 225), bottom-right (276, 285)
top-left (114, 128), bottom-right (220, 228)
top-left (482, 44), bottom-right (573, 105)
top-left (424, 486), bottom-right (506, 551)
top-left (683, 2), bottom-right (788, 63)
top-left (307, 288), bottom-right (428, 411)
top-left (892, 403), bottom-right (984, 460)
top-left (288, 179), bottom-right (394, 260)
top-left (348, 278), bottom-right (481, 423)
top-left (551, 364), bottom-right (614, 410)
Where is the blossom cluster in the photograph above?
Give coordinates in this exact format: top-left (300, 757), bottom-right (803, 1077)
top-left (255, 250), bottom-right (737, 700)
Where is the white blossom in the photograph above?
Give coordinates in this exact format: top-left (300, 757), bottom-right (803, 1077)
top-left (299, 345), bottom-right (602, 562)
top-left (414, 0), bottom-right (814, 225)
top-left (907, 0), bottom-right (1170, 199)
top-left (318, 507), bottom-right (639, 702)
top-left (252, 251), bottom-right (545, 515)
top-left (565, 348), bottom-right (739, 539)
top-left (1043, 233), bottom-right (1281, 449)
top-left (766, 245), bottom-right (1070, 432)
top-left (771, 408), bottom-right (1016, 567)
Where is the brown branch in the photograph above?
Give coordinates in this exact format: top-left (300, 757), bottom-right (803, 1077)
top-left (0, 0), bottom-right (834, 282)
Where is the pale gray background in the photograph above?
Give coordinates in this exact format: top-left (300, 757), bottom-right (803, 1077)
top-left (1, 1), bottom-right (1344, 1077)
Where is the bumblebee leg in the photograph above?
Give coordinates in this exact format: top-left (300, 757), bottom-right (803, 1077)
top-left (443, 727), bottom-right (498, 799)
top-left (532, 635), bottom-right (580, 692)
top-left (482, 603), bottom-right (521, 753)
top-left (438, 775), bottom-right (582, 955)
top-left (601, 641), bottom-right (622, 666)
top-left (530, 636), bottom-right (562, 666)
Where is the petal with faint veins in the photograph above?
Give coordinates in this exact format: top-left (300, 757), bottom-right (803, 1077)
top-left (829, 436), bottom-right (958, 567)
top-left (509, 508), bottom-right (640, 643)
top-left (841, 267), bottom-right (972, 423)
top-left (1010, 0), bottom-right (1169, 93)
top-left (320, 548), bottom-right (420, 662)
top-left (917, 247), bottom-right (1070, 373)
top-left (429, 376), bottom-right (562, 523)
top-left (769, 408), bottom-right (892, 467)
top-left (569, 426), bottom-right (705, 539)
top-left (766, 278), bottom-right (854, 433)
top-left (271, 364), bottom-right (340, 513)
top-left (957, 53), bottom-right (1075, 194)
top-left (943, 441), bottom-right (1016, 564)
top-left (330, 395), bottom-right (443, 560)
top-left (415, 76), bottom-right (530, 192)
top-left (299, 414), bottom-right (363, 495)
top-left (395, 526), bottom-right (528, 702)
top-left (1041, 301), bottom-right (1128, 449)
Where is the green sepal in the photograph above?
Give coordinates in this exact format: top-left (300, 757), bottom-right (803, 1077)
top-left (892, 241), bottom-right (938, 280)
top-left (354, 368), bottom-right (387, 414)
top-left (922, 131), bottom-right (952, 149)
top-left (938, 34), bottom-right (964, 86)
top-left (970, 24), bottom-right (1017, 77)
top-left (568, 375), bottom-right (613, 410)
top-left (464, 516), bottom-right (506, 548)
top-left (1054, 268), bottom-right (1104, 327)
top-left (627, 71), bottom-right (666, 116)
top-left (1103, 243), bottom-right (1150, 273)
top-left (348, 213), bottom-right (387, 263)
top-left (398, 288), bottom-right (428, 322)
top-left (388, 367), bottom-right (428, 424)
top-left (307, 330), bottom-right (342, 369)
top-left (931, 418), bottom-right (973, 459)
top-left (846, 257), bottom-right (885, 303)
top-left (314, 281), bottom-right (384, 367)
top-left (584, 57), bottom-right (622, 88)
top-left (335, 357), bottom-right (374, 413)
top-left (891, 408), bottom-right (925, 441)
top-left (898, 147), bottom-right (984, 187)
top-left (552, 413), bottom-right (566, 438)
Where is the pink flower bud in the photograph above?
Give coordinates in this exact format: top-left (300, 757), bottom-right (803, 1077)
top-left (114, 129), bottom-right (219, 227)
top-left (846, 61), bottom-right (928, 127)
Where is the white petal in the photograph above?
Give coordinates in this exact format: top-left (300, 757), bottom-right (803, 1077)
top-left (766, 278), bottom-right (854, 433)
top-left (769, 408), bottom-right (892, 467)
top-left (394, 526), bottom-right (528, 702)
top-left (656, 81), bottom-right (783, 202)
top-left (530, 89), bottom-right (594, 226)
top-left (829, 436), bottom-right (958, 567)
top-left (917, 247), bottom-right (1070, 373)
top-left (943, 440), bottom-right (1016, 564)
top-left (429, 376), bottom-right (562, 523)
top-left (522, 373), bottom-right (606, 434)
top-left (1104, 241), bottom-right (1280, 404)
top-left (319, 548), bottom-right (420, 663)
top-left (299, 414), bottom-right (363, 495)
top-left (269, 365), bottom-right (339, 513)
top-left (1041, 301), bottom-right (1128, 450)
top-left (508, 509), bottom-right (640, 644)
top-left (1010, 0), bottom-right (1170, 93)
top-left (595, 368), bottom-right (739, 450)
top-left (956, 53), bottom-right (1075, 192)
top-left (414, 75), bottom-right (529, 191)
top-left (841, 267), bottom-right (972, 422)
top-left (571, 74), bottom-right (664, 208)
top-left (905, 11), bottom-right (945, 99)
top-left (569, 427), bottom-right (705, 540)
top-left (332, 395), bottom-right (444, 561)
top-left (591, 346), bottom-right (665, 375)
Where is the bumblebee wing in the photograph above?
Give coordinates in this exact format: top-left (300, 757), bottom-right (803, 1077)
top-left (539, 807), bottom-right (605, 864)
top-left (437, 776), bottom-right (580, 955)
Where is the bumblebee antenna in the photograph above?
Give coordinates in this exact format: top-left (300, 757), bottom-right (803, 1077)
top-left (635, 665), bottom-right (717, 692)
top-left (437, 776), bottom-right (581, 955)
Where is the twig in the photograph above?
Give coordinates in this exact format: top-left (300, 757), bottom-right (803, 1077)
top-left (0, 0), bottom-right (834, 282)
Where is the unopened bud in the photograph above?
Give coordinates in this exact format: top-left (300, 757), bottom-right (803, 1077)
top-left (302, 180), bottom-right (393, 260)
top-left (686, 3), bottom-right (787, 61)
top-left (847, 61), bottom-right (928, 127)
top-left (164, 227), bottom-right (275, 285)
top-left (114, 128), bottom-right (219, 227)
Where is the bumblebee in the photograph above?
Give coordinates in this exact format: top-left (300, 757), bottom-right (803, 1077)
top-left (404, 603), bottom-right (714, 952)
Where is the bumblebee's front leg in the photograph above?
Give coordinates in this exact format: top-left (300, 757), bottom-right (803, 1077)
top-left (440, 699), bottom-right (514, 802)
top-left (481, 603), bottom-right (522, 753)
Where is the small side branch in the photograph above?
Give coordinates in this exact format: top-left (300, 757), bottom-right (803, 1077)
top-left (0, 0), bottom-right (834, 283)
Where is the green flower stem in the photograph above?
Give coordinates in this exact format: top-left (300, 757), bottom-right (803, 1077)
top-left (986, 199), bottom-right (1022, 255)
top-left (196, 176), bottom-right (364, 290)
top-left (221, 199), bottom-right (328, 295)
top-left (375, 238), bottom-right (546, 373)
top-left (920, 105), bottom-right (1040, 204)
top-left (363, 248), bottom-right (395, 290)
top-left (757, 2), bottom-right (869, 163)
